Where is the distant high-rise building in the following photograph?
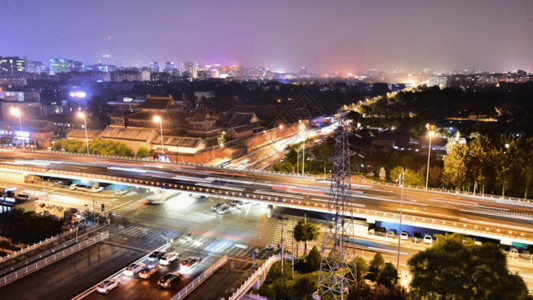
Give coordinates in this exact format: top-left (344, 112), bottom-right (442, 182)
top-left (26, 60), bottom-right (46, 73)
top-left (182, 62), bottom-right (194, 76)
top-left (49, 58), bottom-right (83, 75)
top-left (165, 62), bottom-right (176, 73)
top-left (0, 56), bottom-right (26, 74)
top-left (150, 61), bottom-right (159, 72)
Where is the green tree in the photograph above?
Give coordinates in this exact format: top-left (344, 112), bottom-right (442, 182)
top-left (377, 262), bottom-right (398, 288)
top-left (443, 141), bottom-right (468, 190)
top-left (136, 147), bottom-right (150, 158)
top-left (521, 138), bottom-right (533, 198)
top-left (293, 219), bottom-right (319, 254)
top-left (366, 252), bottom-right (385, 281)
top-left (305, 246), bottom-right (321, 272)
top-left (354, 256), bottom-right (369, 281)
top-left (408, 233), bottom-right (532, 300)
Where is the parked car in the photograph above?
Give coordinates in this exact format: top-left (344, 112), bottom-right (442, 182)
top-left (91, 187), bottom-right (104, 193)
top-left (158, 273), bottom-right (182, 288)
top-left (96, 279), bottom-right (120, 294)
top-left (139, 265), bottom-right (160, 279)
top-left (212, 203), bottom-right (226, 211)
top-left (124, 262), bottom-right (145, 276)
top-left (400, 232), bottom-right (409, 240)
top-left (423, 234), bottom-right (433, 245)
top-left (509, 247), bottom-right (519, 258)
top-left (180, 257), bottom-right (201, 269)
top-left (115, 189), bottom-right (129, 195)
top-left (216, 205), bottom-right (232, 215)
top-left (148, 251), bottom-right (166, 261)
top-left (160, 252), bottom-right (179, 265)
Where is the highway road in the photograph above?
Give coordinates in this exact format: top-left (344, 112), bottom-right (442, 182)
top-left (1, 150), bottom-right (533, 244)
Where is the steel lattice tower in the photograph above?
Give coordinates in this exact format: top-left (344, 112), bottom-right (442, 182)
top-left (317, 121), bottom-right (357, 300)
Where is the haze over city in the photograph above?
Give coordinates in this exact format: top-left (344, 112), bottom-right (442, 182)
top-left (2, 0), bottom-right (532, 73)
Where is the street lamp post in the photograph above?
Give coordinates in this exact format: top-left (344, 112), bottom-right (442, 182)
top-left (76, 111), bottom-right (90, 155)
top-left (9, 107), bottom-right (24, 149)
top-left (153, 115), bottom-right (165, 157)
top-left (396, 170), bottom-right (405, 271)
top-left (425, 131), bottom-right (434, 190)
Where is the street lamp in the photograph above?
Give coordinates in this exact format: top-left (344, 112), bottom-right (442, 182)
top-left (9, 107), bottom-right (24, 149)
top-left (76, 111), bottom-right (90, 155)
top-left (153, 115), bottom-right (165, 156)
top-left (425, 130), bottom-right (435, 190)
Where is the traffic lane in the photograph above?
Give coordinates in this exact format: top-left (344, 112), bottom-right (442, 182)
top-left (84, 250), bottom-right (218, 300)
top-left (0, 242), bottom-right (144, 300)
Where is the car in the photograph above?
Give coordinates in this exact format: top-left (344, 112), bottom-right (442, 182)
top-left (158, 273), bottom-right (182, 289)
top-left (115, 189), bottom-right (129, 195)
top-left (178, 234), bottom-right (193, 244)
top-left (423, 234), bottom-right (433, 245)
top-left (216, 205), bottom-right (232, 215)
top-left (124, 262), bottom-right (145, 276)
top-left (148, 251), bottom-right (166, 261)
top-left (180, 257), bottom-right (201, 269)
top-left (138, 264), bottom-right (160, 279)
top-left (91, 187), bottom-right (104, 193)
top-left (230, 200), bottom-right (242, 207)
top-left (96, 279), bottom-right (120, 294)
top-left (212, 202), bottom-right (226, 211)
top-left (70, 184), bottom-right (77, 190)
top-left (400, 232), bottom-right (409, 240)
top-left (160, 252), bottom-right (179, 265)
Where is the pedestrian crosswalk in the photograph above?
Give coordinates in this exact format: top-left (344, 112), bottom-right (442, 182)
top-left (109, 199), bottom-right (146, 216)
top-left (107, 224), bottom-right (167, 243)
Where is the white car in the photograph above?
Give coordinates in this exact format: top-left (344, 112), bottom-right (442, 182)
top-left (92, 187), bottom-right (104, 193)
top-left (96, 279), bottom-right (120, 294)
top-left (400, 232), bottom-right (409, 240)
top-left (160, 252), bottom-right (179, 265)
top-left (70, 184), bottom-right (77, 190)
top-left (423, 234), bottom-right (433, 245)
top-left (115, 189), bottom-right (129, 195)
top-left (123, 262), bottom-right (145, 276)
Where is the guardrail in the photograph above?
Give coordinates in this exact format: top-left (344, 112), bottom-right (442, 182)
top-left (372, 180), bottom-right (532, 204)
top-left (0, 227), bottom-right (77, 266)
top-left (171, 254), bottom-right (228, 300)
top-left (0, 225), bottom-right (105, 277)
top-left (0, 230), bottom-right (109, 288)
top-left (227, 254), bottom-right (292, 300)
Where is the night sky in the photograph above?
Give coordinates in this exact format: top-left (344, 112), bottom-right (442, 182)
top-left (2, 0), bottom-right (532, 73)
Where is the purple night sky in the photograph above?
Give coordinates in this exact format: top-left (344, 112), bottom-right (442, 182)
top-left (2, 0), bottom-right (532, 73)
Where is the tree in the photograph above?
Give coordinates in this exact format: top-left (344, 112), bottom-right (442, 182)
top-left (408, 233), bottom-right (532, 300)
top-left (293, 219), bottom-right (319, 254)
top-left (521, 138), bottom-right (533, 198)
top-left (348, 280), bottom-right (409, 300)
top-left (137, 147), bottom-right (150, 158)
top-left (377, 262), bottom-right (398, 288)
top-left (366, 252), bottom-right (385, 281)
top-left (305, 246), bottom-right (321, 272)
top-left (355, 256), bottom-right (369, 280)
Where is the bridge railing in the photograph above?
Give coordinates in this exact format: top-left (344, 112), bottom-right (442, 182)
top-left (0, 227), bottom-right (77, 268)
top-left (0, 230), bottom-right (109, 288)
top-left (171, 254), bottom-right (228, 300)
top-left (227, 254), bottom-right (292, 300)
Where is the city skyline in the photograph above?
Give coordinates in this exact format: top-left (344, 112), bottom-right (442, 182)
top-left (2, 0), bottom-right (532, 74)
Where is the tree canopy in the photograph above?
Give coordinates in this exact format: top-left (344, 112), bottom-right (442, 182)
top-left (293, 219), bottom-right (319, 254)
top-left (408, 233), bottom-right (532, 300)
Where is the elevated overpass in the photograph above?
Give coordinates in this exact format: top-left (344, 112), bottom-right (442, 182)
top-left (1, 150), bottom-right (533, 246)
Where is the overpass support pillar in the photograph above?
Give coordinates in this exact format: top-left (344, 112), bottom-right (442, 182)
top-left (267, 205), bottom-right (274, 218)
